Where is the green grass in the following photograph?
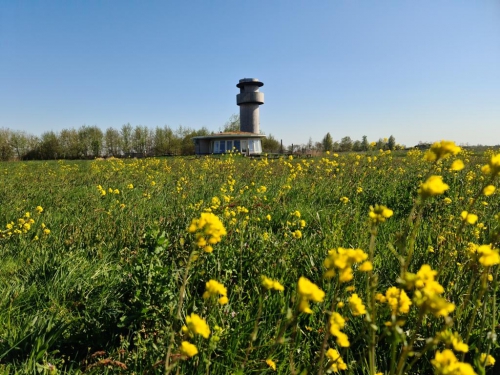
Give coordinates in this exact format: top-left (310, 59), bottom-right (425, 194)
top-left (1, 149), bottom-right (499, 374)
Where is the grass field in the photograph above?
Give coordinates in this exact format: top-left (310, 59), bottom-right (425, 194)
top-left (1, 144), bottom-right (499, 374)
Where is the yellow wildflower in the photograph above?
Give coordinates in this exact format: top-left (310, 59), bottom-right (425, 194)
top-left (483, 185), bottom-right (495, 196)
top-left (385, 287), bottom-right (412, 314)
top-left (183, 313), bottom-right (210, 339)
top-left (35, 206), bottom-right (43, 213)
top-left (477, 244), bottom-right (500, 266)
top-left (188, 212), bottom-right (227, 253)
top-left (431, 349), bottom-right (476, 375)
top-left (266, 359), bottom-right (277, 371)
top-left (340, 196), bottom-right (349, 204)
top-left (419, 176), bottom-right (449, 198)
top-left (481, 153), bottom-right (500, 176)
top-left (261, 275), bottom-right (285, 291)
top-left (329, 312), bottom-right (350, 347)
top-left (450, 159), bottom-right (464, 171)
top-left (180, 341), bottom-right (198, 358)
top-left (348, 294), bottom-right (366, 316)
top-left (297, 276), bottom-right (325, 314)
top-left (461, 211), bottom-right (478, 225)
top-left (425, 141), bottom-right (461, 162)
top-left (203, 279), bottom-right (228, 305)
top-left (479, 353), bottom-right (495, 367)
top-left (359, 261), bottom-right (373, 272)
top-left (368, 204), bottom-right (393, 224)
top-left (326, 348), bottom-right (347, 372)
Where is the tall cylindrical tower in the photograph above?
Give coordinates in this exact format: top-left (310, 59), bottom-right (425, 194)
top-left (236, 78), bottom-right (264, 134)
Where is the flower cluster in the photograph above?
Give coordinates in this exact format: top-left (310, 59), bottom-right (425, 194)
top-left (436, 330), bottom-right (468, 353)
top-left (377, 287), bottom-right (412, 315)
top-left (368, 204), bottom-right (393, 224)
top-left (182, 313), bottom-right (210, 339)
top-left (329, 312), bottom-right (350, 347)
top-left (425, 140), bottom-right (461, 162)
top-left (468, 244), bottom-right (500, 266)
top-left (297, 277), bottom-right (325, 314)
top-left (261, 276), bottom-right (285, 291)
top-left (203, 279), bottom-right (228, 305)
top-left (323, 247), bottom-right (369, 282)
top-left (348, 293), bottom-right (366, 316)
top-left (481, 153), bottom-right (500, 176)
top-left (326, 348), bottom-right (347, 372)
top-left (405, 264), bottom-right (455, 318)
top-left (188, 212), bottom-right (227, 253)
top-left (431, 349), bottom-right (476, 375)
top-left (419, 176), bottom-right (449, 198)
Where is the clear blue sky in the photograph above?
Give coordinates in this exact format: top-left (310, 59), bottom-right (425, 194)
top-left (1, 1), bottom-right (499, 147)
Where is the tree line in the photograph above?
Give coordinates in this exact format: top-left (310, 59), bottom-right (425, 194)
top-left (0, 120), bottom-right (282, 161)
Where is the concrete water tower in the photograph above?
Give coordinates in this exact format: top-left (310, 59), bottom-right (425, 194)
top-left (236, 78), bottom-right (264, 134)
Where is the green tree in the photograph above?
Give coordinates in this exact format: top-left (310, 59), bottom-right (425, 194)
top-left (387, 135), bottom-right (396, 151)
top-left (0, 128), bottom-right (13, 161)
top-left (262, 134), bottom-right (280, 152)
top-left (361, 135), bottom-right (369, 151)
top-left (223, 114), bottom-right (240, 132)
top-left (340, 136), bottom-right (353, 152)
top-left (322, 132), bottom-right (333, 152)
top-left (104, 127), bottom-right (122, 157)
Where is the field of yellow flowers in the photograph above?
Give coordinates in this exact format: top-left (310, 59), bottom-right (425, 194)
top-left (1, 143), bottom-right (499, 374)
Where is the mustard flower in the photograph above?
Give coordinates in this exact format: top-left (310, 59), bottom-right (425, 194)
top-left (481, 153), bottom-right (500, 176)
top-left (348, 294), bottom-right (366, 316)
top-left (182, 313), bottom-right (210, 339)
top-left (385, 287), bottom-right (412, 314)
top-left (431, 350), bottom-right (476, 375)
top-left (437, 330), bottom-right (468, 353)
top-left (326, 348), bottom-right (347, 372)
top-left (330, 312), bottom-right (350, 347)
top-left (483, 185), bottom-right (495, 196)
top-left (292, 230), bottom-right (302, 239)
top-left (368, 204), bottom-right (393, 224)
top-left (203, 279), bottom-right (228, 305)
top-left (266, 359), bottom-right (277, 371)
top-left (35, 206), bottom-right (43, 213)
top-left (358, 261), bottom-right (373, 272)
top-left (477, 244), bottom-right (500, 266)
top-left (340, 196), bottom-right (349, 204)
top-left (419, 176), bottom-right (449, 198)
top-left (443, 197), bottom-right (452, 204)
top-left (261, 275), bottom-right (285, 291)
top-left (425, 141), bottom-right (461, 162)
top-left (479, 353), bottom-right (495, 367)
top-left (188, 212), bottom-right (227, 253)
top-left (460, 211), bottom-right (478, 225)
top-left (297, 276), bottom-right (325, 314)
top-left (180, 341), bottom-right (198, 358)
top-left (450, 159), bottom-right (465, 171)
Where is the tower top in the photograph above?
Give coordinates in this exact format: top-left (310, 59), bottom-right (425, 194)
top-left (236, 78), bottom-right (264, 88)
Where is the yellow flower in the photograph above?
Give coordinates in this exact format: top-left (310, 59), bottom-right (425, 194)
top-left (348, 294), bottom-right (366, 316)
top-left (461, 211), bottom-right (478, 225)
top-left (326, 348), bottom-right (347, 372)
top-left (184, 313), bottom-right (210, 339)
top-left (292, 210), bottom-right (301, 218)
top-left (437, 330), bottom-right (468, 353)
top-left (329, 312), bottom-right (350, 347)
top-left (266, 214), bottom-right (271, 221)
top-left (340, 196), bottom-right (349, 204)
top-left (35, 206), bottom-right (43, 213)
top-left (425, 141), bottom-right (461, 162)
top-left (443, 197), bottom-right (452, 204)
top-left (292, 230), bottom-right (302, 239)
top-left (450, 159), bottom-right (464, 171)
top-left (43, 228), bottom-right (51, 235)
top-left (266, 359), bottom-right (277, 371)
top-left (481, 153), bottom-right (500, 176)
top-left (431, 349), bottom-right (476, 375)
top-left (477, 244), bottom-right (500, 266)
top-left (385, 287), bottom-right (412, 314)
top-left (188, 212), bottom-right (227, 253)
top-left (261, 275), bottom-right (285, 291)
top-left (203, 279), bottom-right (228, 305)
top-left (358, 261), bottom-right (373, 272)
top-left (127, 183), bottom-right (134, 189)
top-left (483, 185), bottom-right (495, 196)
top-left (479, 353), bottom-right (495, 367)
top-left (368, 204), bottom-right (393, 224)
top-left (180, 341), bottom-right (198, 358)
top-left (297, 276), bottom-right (325, 314)
top-left (419, 176), bottom-right (449, 198)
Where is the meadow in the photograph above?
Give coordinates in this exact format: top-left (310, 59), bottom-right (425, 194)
top-left (1, 143), bottom-right (499, 374)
